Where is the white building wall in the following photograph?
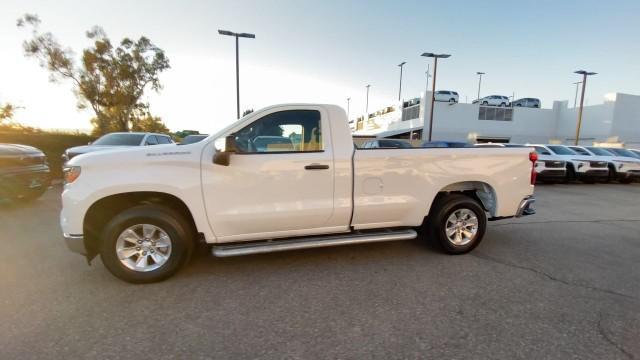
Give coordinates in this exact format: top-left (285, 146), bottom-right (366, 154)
top-left (355, 92), bottom-right (640, 147)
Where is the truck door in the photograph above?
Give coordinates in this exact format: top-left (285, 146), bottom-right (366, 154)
top-left (202, 108), bottom-right (337, 242)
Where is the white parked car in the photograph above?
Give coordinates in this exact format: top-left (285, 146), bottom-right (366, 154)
top-left (63, 132), bottom-right (175, 163)
top-left (434, 90), bottom-right (459, 103)
top-left (529, 144), bottom-right (609, 183)
top-left (568, 146), bottom-right (640, 184)
top-left (472, 95), bottom-right (510, 107)
top-left (61, 103), bottom-right (536, 283)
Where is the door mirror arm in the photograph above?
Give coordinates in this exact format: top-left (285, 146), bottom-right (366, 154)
top-left (213, 135), bottom-right (238, 166)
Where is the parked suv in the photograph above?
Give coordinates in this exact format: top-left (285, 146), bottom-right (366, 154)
top-left (361, 139), bottom-right (413, 149)
top-left (512, 98), bottom-right (540, 108)
top-left (63, 132), bottom-right (174, 163)
top-left (568, 145), bottom-right (640, 183)
top-left (529, 144), bottom-right (608, 183)
top-left (472, 95), bottom-right (510, 107)
top-left (434, 90), bottom-right (459, 103)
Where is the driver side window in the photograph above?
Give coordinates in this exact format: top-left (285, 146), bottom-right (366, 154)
top-left (233, 110), bottom-right (323, 153)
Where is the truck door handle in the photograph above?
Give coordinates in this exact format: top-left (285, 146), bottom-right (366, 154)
top-left (305, 163), bottom-right (330, 170)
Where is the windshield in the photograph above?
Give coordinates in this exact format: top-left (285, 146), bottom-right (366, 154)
top-left (586, 147), bottom-right (614, 156)
top-left (608, 148), bottom-right (638, 158)
top-left (93, 133), bottom-right (145, 146)
top-left (547, 145), bottom-right (576, 155)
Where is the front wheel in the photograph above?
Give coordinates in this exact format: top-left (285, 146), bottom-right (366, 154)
top-left (424, 194), bottom-right (487, 254)
top-left (100, 205), bottom-right (194, 283)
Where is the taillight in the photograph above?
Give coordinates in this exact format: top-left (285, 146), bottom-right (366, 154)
top-left (529, 151), bottom-right (537, 185)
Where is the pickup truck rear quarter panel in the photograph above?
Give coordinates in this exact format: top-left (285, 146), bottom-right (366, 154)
top-left (352, 148), bottom-right (533, 229)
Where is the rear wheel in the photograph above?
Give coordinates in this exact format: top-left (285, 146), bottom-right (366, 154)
top-left (449, 98), bottom-right (456, 103)
top-left (564, 165), bottom-right (576, 183)
top-left (482, 101), bottom-right (489, 106)
top-left (100, 205), bottom-right (194, 283)
top-left (424, 194), bottom-right (487, 254)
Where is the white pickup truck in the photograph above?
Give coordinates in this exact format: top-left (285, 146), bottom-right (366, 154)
top-left (61, 104), bottom-right (536, 283)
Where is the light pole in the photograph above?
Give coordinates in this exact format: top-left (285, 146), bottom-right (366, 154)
top-left (476, 72), bottom-right (485, 101)
top-left (573, 70), bottom-right (597, 146)
top-left (397, 61), bottom-right (406, 101)
top-left (218, 29), bottom-right (255, 119)
top-left (424, 64), bottom-right (431, 102)
top-left (346, 97), bottom-right (351, 120)
top-left (365, 84), bottom-right (371, 120)
top-left (573, 81), bottom-right (582, 108)
top-left (421, 52), bottom-right (451, 142)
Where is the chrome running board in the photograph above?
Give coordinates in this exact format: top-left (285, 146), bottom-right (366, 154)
top-left (212, 229), bottom-right (417, 257)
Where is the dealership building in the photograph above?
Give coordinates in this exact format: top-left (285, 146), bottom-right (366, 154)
top-left (351, 92), bottom-right (640, 147)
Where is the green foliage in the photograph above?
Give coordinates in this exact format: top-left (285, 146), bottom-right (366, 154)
top-left (242, 109), bottom-right (254, 116)
top-left (17, 14), bottom-right (170, 135)
top-left (173, 129), bottom-right (200, 139)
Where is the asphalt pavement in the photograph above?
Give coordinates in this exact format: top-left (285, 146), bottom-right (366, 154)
top-left (0, 183), bottom-right (639, 359)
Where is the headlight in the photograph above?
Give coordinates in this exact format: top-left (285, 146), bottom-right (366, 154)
top-left (63, 166), bottom-right (81, 184)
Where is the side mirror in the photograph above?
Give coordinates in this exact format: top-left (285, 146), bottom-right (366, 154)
top-left (213, 135), bottom-right (238, 166)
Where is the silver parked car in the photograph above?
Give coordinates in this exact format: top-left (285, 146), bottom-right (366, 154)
top-left (512, 98), bottom-right (540, 108)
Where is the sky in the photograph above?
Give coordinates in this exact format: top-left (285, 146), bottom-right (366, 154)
top-left (1, 0), bottom-right (639, 133)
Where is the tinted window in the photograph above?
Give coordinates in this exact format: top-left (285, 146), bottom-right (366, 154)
top-left (93, 133), bottom-right (145, 146)
top-left (452, 92), bottom-right (458, 95)
top-left (547, 145), bottom-right (576, 155)
top-left (570, 147), bottom-right (590, 156)
top-left (585, 147), bottom-right (614, 156)
top-left (608, 148), bottom-right (638, 158)
top-left (157, 136), bottom-right (172, 144)
top-left (234, 110), bottom-right (322, 153)
top-left (533, 146), bottom-right (551, 155)
top-left (145, 136), bottom-right (158, 145)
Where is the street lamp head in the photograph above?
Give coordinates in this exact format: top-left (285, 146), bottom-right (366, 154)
top-left (477, 72), bottom-right (485, 75)
top-left (366, 84), bottom-right (371, 88)
top-left (398, 61), bottom-right (406, 67)
top-left (218, 29), bottom-right (235, 36)
top-left (421, 53), bottom-right (451, 58)
top-left (574, 70), bottom-right (597, 76)
top-left (237, 33), bottom-right (256, 39)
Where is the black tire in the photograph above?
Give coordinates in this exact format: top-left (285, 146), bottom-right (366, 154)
top-left (449, 98), bottom-right (456, 103)
top-left (500, 102), bottom-right (506, 107)
top-left (424, 194), bottom-right (487, 254)
top-left (482, 101), bottom-right (489, 106)
top-left (564, 165), bottom-right (576, 183)
top-left (607, 165), bottom-right (617, 183)
top-left (516, 104), bottom-right (522, 107)
top-left (100, 205), bottom-right (194, 284)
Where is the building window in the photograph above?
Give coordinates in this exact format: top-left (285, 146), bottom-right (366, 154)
top-left (402, 105), bottom-right (420, 121)
top-left (478, 106), bottom-right (513, 121)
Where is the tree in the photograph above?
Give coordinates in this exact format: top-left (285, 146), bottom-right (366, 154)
top-left (130, 113), bottom-right (169, 134)
top-left (0, 102), bottom-right (36, 132)
top-left (17, 14), bottom-right (170, 135)
top-left (242, 109), bottom-right (254, 116)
